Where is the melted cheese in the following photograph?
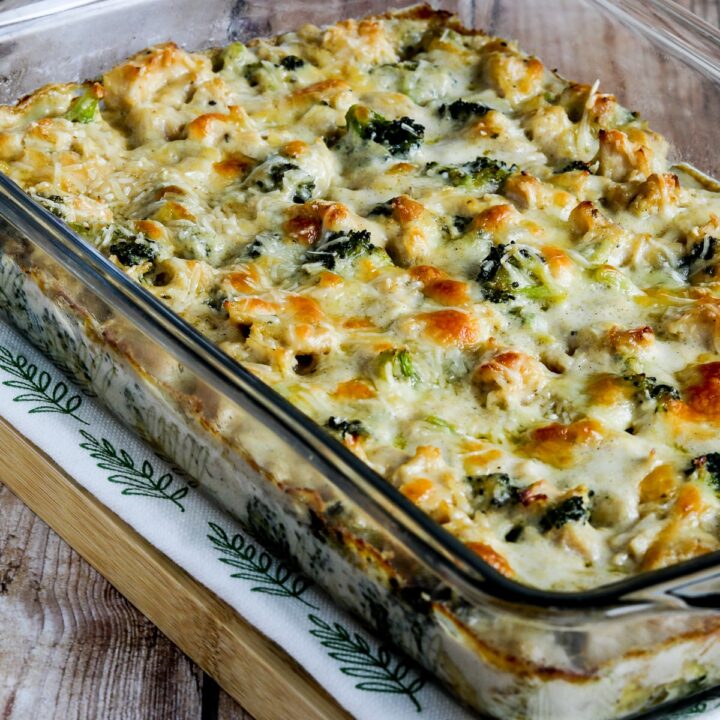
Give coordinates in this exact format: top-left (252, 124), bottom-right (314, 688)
top-left (3, 6), bottom-right (720, 591)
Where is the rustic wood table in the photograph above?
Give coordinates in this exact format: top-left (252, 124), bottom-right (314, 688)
top-left (0, 1), bottom-right (719, 718)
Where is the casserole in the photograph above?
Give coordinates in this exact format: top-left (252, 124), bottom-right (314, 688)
top-left (3, 1), bottom-right (720, 717)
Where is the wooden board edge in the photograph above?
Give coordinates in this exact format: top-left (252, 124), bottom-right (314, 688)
top-left (0, 417), bottom-right (351, 720)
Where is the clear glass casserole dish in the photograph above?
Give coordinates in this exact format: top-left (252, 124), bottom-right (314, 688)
top-left (3, 1), bottom-right (720, 717)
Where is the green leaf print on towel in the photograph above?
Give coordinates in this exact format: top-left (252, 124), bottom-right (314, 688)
top-left (79, 430), bottom-right (189, 510)
top-left (207, 521), bottom-right (317, 608)
top-left (0, 344), bottom-right (88, 424)
top-left (308, 614), bottom-right (426, 712)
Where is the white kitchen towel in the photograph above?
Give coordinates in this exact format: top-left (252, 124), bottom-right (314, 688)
top-left (0, 315), bottom-right (718, 720)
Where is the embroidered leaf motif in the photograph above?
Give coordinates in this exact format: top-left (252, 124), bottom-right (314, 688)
top-left (308, 614), bottom-right (426, 711)
top-left (207, 521), bottom-right (317, 608)
top-left (79, 430), bottom-right (189, 510)
top-left (0, 344), bottom-right (88, 423)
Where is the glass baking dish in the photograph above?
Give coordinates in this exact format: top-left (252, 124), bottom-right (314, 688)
top-left (3, 0), bottom-right (720, 717)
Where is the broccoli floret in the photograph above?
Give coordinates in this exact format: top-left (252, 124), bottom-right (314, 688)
top-left (394, 349), bottom-right (416, 381)
top-left (325, 416), bottom-right (368, 439)
top-left (477, 244), bottom-right (507, 283)
top-left (244, 61), bottom-right (285, 90)
top-left (687, 453), bottom-right (720, 496)
top-left (476, 242), bottom-right (557, 304)
top-left (476, 243), bottom-right (515, 303)
top-left (345, 105), bottom-right (425, 156)
top-left (438, 99), bottom-right (490, 122)
top-left (246, 159), bottom-right (314, 202)
top-left (244, 231), bottom-right (280, 259)
top-left (306, 230), bottom-right (375, 269)
top-left (625, 373), bottom-right (680, 408)
top-left (590, 265), bottom-right (635, 293)
top-left (680, 236), bottom-right (718, 278)
top-left (376, 348), bottom-right (419, 384)
top-left (246, 239), bottom-right (264, 258)
top-left (279, 55), bottom-right (305, 70)
top-left (109, 240), bottom-right (157, 266)
top-left (368, 201), bottom-right (394, 217)
top-left (269, 162), bottom-right (298, 187)
top-left (35, 194), bottom-right (65, 218)
top-left (540, 496), bottom-right (589, 532)
top-left (292, 179), bottom-right (315, 204)
top-left (468, 473), bottom-right (521, 510)
top-left (504, 525), bottom-right (524, 543)
top-left (558, 160), bottom-right (592, 173)
top-left (65, 91), bottom-right (99, 123)
top-left (251, 161), bottom-right (298, 192)
top-left (426, 156), bottom-right (516, 193)
top-left (218, 42), bottom-right (248, 71)
top-left (424, 415), bottom-right (456, 432)
top-left (206, 287), bottom-right (228, 312)
top-left (453, 216), bottom-right (473, 234)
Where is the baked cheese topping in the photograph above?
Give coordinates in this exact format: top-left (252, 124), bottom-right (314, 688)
top-left (3, 6), bottom-right (720, 590)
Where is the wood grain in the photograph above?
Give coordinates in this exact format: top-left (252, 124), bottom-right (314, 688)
top-left (681, 0), bottom-right (720, 27)
top-left (0, 482), bottom-right (206, 720)
top-left (0, 417), bottom-right (349, 720)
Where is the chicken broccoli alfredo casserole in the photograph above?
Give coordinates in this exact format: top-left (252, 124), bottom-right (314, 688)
top-left (2, 6), bottom-right (720, 591)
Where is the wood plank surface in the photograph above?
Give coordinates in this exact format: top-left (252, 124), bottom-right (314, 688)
top-left (0, 2), bottom-right (718, 719)
top-left (0, 483), bottom-right (206, 719)
top-left (0, 417), bottom-right (350, 720)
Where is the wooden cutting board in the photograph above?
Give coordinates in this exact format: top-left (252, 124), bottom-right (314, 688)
top-left (0, 416), bottom-right (350, 720)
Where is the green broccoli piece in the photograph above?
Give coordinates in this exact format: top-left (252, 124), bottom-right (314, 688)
top-left (680, 236), bottom-right (719, 279)
top-left (558, 160), bottom-right (592, 173)
top-left (251, 161), bottom-right (298, 192)
top-left (247, 159), bottom-right (314, 202)
top-left (293, 179), bottom-right (315, 204)
top-left (368, 201), bottom-right (394, 217)
top-left (540, 496), bottom-right (589, 532)
top-left (687, 453), bottom-right (720, 496)
top-left (624, 373), bottom-right (680, 409)
top-left (424, 416), bottom-right (456, 432)
top-left (35, 194), bottom-right (66, 218)
top-left (438, 99), bottom-right (490, 122)
top-left (427, 156), bottom-right (516, 193)
top-left (395, 349), bottom-right (416, 381)
top-left (65, 91), bottom-right (99, 123)
top-left (590, 265), bottom-right (635, 293)
top-left (246, 239), bottom-right (264, 258)
top-left (218, 42), bottom-right (248, 71)
top-left (325, 416), bottom-right (368, 439)
top-left (504, 525), bottom-right (524, 542)
top-left (345, 105), bottom-right (425, 156)
top-left (109, 239), bottom-right (157, 266)
top-left (452, 216), bottom-right (473, 234)
top-left (44, 194), bottom-right (64, 204)
top-left (244, 231), bottom-right (280, 259)
top-left (468, 473), bottom-right (521, 510)
top-left (206, 286), bottom-right (228, 312)
top-left (306, 230), bottom-right (375, 269)
top-left (376, 348), bottom-right (419, 384)
top-left (279, 55), bottom-right (305, 70)
top-left (476, 243), bottom-right (514, 302)
top-left (244, 61), bottom-right (286, 91)
top-left (476, 242), bottom-right (558, 304)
